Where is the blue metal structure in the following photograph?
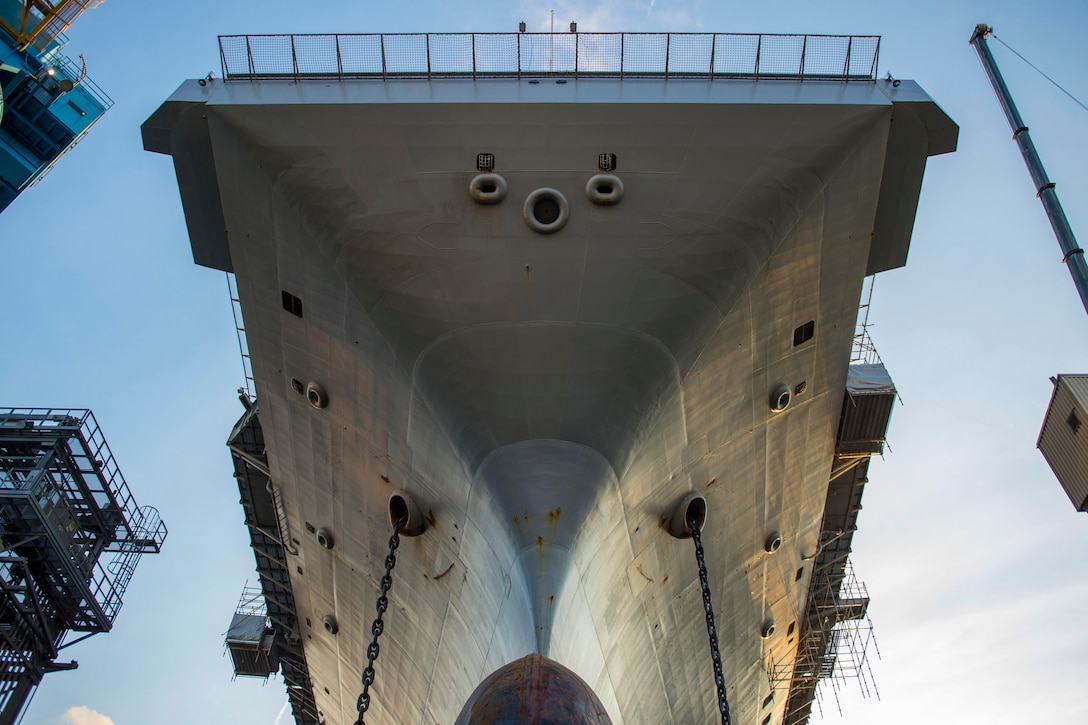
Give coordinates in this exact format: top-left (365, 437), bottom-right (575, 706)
top-left (0, 0), bottom-right (110, 213)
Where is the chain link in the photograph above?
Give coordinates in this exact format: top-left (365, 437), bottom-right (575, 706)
top-left (354, 514), bottom-right (408, 725)
top-left (689, 514), bottom-right (732, 725)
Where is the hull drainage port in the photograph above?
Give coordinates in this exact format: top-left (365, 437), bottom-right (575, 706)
top-left (764, 532), bottom-right (783, 553)
top-left (761, 620), bottom-right (776, 639)
top-left (469, 173), bottom-right (508, 204)
top-left (524, 188), bottom-right (569, 233)
top-left (316, 527), bottom-right (334, 550)
top-left (323, 614), bottom-right (338, 635)
top-left (769, 384), bottom-right (791, 413)
top-left (306, 382), bottom-right (328, 409)
top-left (585, 174), bottom-right (624, 205)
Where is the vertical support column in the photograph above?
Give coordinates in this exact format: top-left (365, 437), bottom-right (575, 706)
top-left (22, 442), bottom-right (56, 492)
top-left (0, 673), bottom-right (38, 725)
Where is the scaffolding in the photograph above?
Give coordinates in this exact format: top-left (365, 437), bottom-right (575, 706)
top-left (225, 584), bottom-right (278, 679)
top-left (777, 453), bottom-right (884, 723)
top-left (774, 288), bottom-right (896, 723)
top-left (772, 560), bottom-right (880, 721)
top-left (851, 276), bottom-right (883, 366)
top-left (0, 408), bottom-right (166, 723)
top-left (227, 404), bottom-right (318, 725)
top-left (811, 565), bottom-right (880, 717)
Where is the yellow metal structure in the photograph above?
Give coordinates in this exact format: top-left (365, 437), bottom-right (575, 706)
top-left (0, 0), bottom-right (100, 52)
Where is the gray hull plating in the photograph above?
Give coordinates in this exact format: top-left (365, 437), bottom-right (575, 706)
top-left (144, 73), bottom-right (955, 724)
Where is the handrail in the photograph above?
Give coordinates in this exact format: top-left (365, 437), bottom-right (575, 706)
top-left (218, 32), bottom-right (879, 83)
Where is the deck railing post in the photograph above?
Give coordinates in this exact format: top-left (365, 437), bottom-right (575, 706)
top-left (664, 33), bottom-right (670, 79)
top-left (380, 34), bottom-right (387, 80)
top-left (291, 35), bottom-right (298, 81)
top-left (709, 33), bottom-right (716, 79)
top-left (620, 33), bottom-right (625, 80)
top-left (574, 31), bottom-right (579, 76)
top-left (335, 35), bottom-right (343, 79)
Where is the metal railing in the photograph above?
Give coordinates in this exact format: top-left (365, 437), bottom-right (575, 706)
top-left (24, 50), bottom-right (113, 190)
top-left (219, 32), bottom-right (879, 82)
top-left (0, 408), bottom-right (167, 627)
top-left (0, 409), bottom-right (165, 548)
top-left (52, 52), bottom-right (114, 112)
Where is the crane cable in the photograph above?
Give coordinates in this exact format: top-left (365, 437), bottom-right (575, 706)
top-left (992, 35), bottom-right (1088, 117)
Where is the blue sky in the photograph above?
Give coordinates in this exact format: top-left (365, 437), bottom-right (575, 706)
top-left (3, 1), bottom-right (1087, 723)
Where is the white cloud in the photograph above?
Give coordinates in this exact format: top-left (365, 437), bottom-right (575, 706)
top-left (60, 707), bottom-right (115, 725)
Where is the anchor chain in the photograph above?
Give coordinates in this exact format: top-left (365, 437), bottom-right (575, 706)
top-left (688, 513), bottom-right (732, 725)
top-left (354, 514), bottom-right (408, 725)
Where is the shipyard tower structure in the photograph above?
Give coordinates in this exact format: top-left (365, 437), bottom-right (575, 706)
top-left (0, 0), bottom-right (111, 213)
top-left (0, 409), bottom-right (166, 722)
top-left (144, 32), bottom-right (956, 724)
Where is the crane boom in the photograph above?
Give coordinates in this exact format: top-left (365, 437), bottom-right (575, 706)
top-left (970, 23), bottom-right (1088, 318)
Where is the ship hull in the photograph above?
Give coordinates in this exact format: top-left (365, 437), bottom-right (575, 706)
top-left (145, 71), bottom-right (955, 724)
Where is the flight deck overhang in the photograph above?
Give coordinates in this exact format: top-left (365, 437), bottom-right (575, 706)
top-left (870, 79), bottom-right (957, 273)
top-left (142, 76), bottom-right (957, 276)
